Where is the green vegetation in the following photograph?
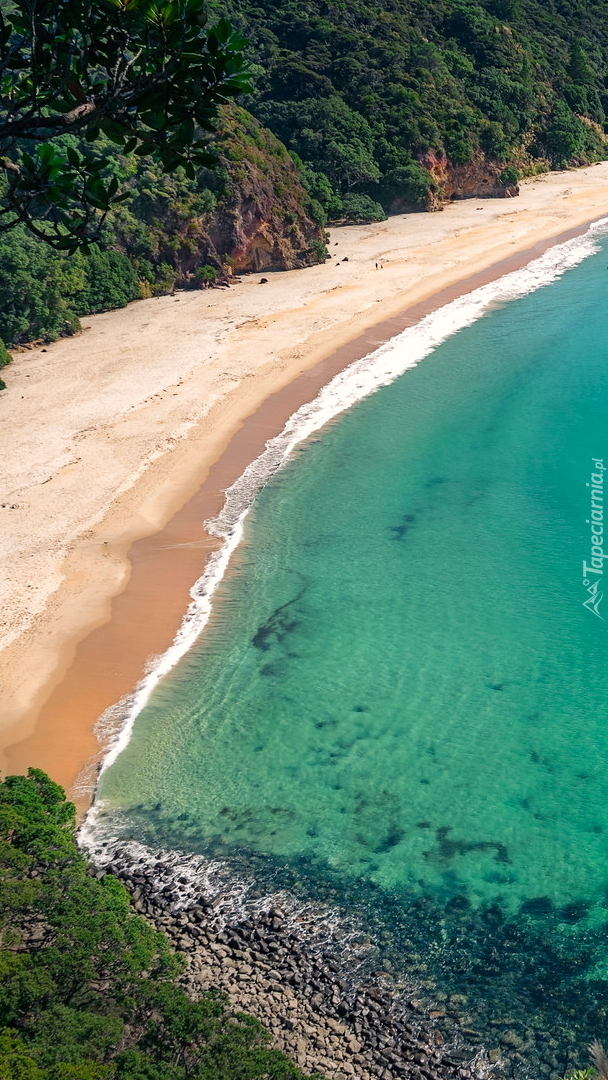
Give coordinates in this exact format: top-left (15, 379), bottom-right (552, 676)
top-left (561, 1040), bottom-right (608, 1080)
top-left (0, 336), bottom-right (8, 389)
top-left (225, 0), bottom-right (608, 215)
top-left (499, 164), bottom-right (520, 186)
top-left (0, 107), bottom-right (322, 345)
top-left (0, 0), bottom-right (252, 248)
top-left (0, 227), bottom-right (140, 344)
top-left (0, 769), bottom-right (319, 1080)
top-left (0, 327), bottom-right (10, 387)
top-left (2, 1), bottom-right (608, 349)
top-left (194, 265), bottom-right (220, 285)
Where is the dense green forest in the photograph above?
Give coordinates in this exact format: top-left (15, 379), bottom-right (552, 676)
top-left (229, 0), bottom-right (608, 218)
top-left (0, 768), bottom-right (318, 1080)
top-left (1, 0), bottom-right (607, 355)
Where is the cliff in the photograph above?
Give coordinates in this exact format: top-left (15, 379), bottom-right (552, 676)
top-left (229, 0), bottom-right (608, 222)
top-left (208, 109), bottom-right (325, 274)
top-left (0, 107), bottom-right (329, 346)
top-left (419, 151), bottom-right (520, 210)
top-left (148, 108), bottom-right (326, 284)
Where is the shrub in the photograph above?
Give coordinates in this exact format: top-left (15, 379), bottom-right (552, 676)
top-left (340, 193), bottom-right (386, 223)
top-left (309, 238), bottom-right (328, 262)
top-left (73, 248), bottom-right (141, 315)
top-left (544, 102), bottom-right (585, 164)
top-left (0, 337), bottom-right (11, 368)
top-left (381, 163), bottom-right (433, 207)
top-left (150, 262), bottom-right (177, 295)
top-left (0, 226), bottom-right (84, 344)
top-left (194, 265), bottom-right (219, 285)
top-left (499, 165), bottom-right (520, 186)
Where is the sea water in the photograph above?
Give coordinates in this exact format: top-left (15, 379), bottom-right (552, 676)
top-left (92, 223), bottom-right (608, 1069)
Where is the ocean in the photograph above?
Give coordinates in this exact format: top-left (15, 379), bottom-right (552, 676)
top-left (88, 219), bottom-right (608, 1073)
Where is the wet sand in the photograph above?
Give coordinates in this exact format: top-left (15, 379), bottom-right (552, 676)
top-left (1, 161), bottom-right (608, 804)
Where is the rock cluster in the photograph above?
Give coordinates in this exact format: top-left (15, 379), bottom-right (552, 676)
top-left (97, 847), bottom-right (496, 1080)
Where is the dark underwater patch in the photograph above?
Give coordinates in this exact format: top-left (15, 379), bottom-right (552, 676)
top-left (373, 826), bottom-right (405, 853)
top-left (119, 806), bottom-right (608, 1079)
top-left (520, 896), bottom-right (554, 917)
top-left (425, 825), bottom-right (510, 865)
top-left (560, 901), bottom-right (590, 924)
top-left (390, 513), bottom-right (416, 540)
top-left (252, 587), bottom-right (307, 651)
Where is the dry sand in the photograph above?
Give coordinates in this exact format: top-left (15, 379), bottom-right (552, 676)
top-left (1, 161), bottom-right (607, 800)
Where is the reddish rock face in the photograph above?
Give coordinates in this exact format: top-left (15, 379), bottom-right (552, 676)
top-left (207, 175), bottom-right (322, 275)
top-left (154, 107), bottom-right (326, 287)
top-left (419, 150), bottom-right (519, 209)
top-left (161, 111), bottom-right (521, 287)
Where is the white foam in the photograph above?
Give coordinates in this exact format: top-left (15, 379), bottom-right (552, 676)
top-left (79, 836), bottom-right (398, 983)
top-left (85, 216), bottom-right (608, 834)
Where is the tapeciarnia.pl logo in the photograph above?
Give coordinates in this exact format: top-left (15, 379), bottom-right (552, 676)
top-left (583, 458), bottom-right (606, 620)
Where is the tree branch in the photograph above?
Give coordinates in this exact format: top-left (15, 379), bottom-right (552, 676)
top-left (0, 156), bottom-right (21, 177)
top-left (61, 100), bottom-right (97, 125)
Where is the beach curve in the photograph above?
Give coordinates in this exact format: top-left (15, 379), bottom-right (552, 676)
top-left (1, 160), bottom-right (608, 804)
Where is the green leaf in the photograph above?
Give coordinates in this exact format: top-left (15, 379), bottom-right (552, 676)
top-left (38, 144), bottom-right (58, 165)
top-left (212, 18), bottom-right (232, 43)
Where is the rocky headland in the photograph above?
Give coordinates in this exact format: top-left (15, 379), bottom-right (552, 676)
top-left (92, 841), bottom-right (497, 1080)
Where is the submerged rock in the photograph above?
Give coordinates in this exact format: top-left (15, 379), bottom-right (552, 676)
top-left (96, 842), bottom-right (494, 1080)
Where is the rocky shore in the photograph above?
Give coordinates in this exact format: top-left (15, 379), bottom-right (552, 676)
top-left (91, 842), bottom-right (497, 1080)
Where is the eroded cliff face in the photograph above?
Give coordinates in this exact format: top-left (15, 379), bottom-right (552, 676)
top-left (168, 109), bottom-right (325, 283)
top-left (208, 154), bottom-right (322, 275)
top-left (419, 151), bottom-right (519, 209)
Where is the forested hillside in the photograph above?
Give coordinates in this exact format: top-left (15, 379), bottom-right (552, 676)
top-left (0, 768), bottom-right (317, 1080)
top-left (231, 0), bottom-right (608, 219)
top-left (1, 0), bottom-right (607, 354)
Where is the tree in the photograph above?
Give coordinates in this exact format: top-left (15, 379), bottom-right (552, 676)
top-left (0, 0), bottom-right (252, 249)
top-left (0, 769), bottom-right (313, 1080)
top-left (380, 162), bottom-right (433, 208)
top-left (340, 193), bottom-right (385, 223)
top-left (568, 37), bottom-right (594, 88)
top-left (545, 101), bottom-right (585, 164)
top-left (257, 96), bottom-right (380, 194)
top-left (483, 0), bottom-right (520, 19)
top-left (0, 334), bottom-right (10, 369)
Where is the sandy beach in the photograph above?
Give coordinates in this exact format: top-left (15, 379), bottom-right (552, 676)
top-left (1, 160), bottom-right (607, 801)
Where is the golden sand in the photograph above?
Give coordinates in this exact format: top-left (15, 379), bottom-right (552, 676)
top-left (1, 162), bottom-right (607, 803)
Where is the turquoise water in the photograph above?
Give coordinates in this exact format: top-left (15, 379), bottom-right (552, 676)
top-left (97, 231), bottom-right (608, 1064)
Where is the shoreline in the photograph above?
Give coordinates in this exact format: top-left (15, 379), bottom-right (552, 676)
top-left (88, 836), bottom-right (578, 1080)
top-left (91, 839), bottom-right (498, 1080)
top-left (1, 161), bottom-right (608, 801)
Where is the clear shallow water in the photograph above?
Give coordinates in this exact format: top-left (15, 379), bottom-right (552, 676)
top-left (95, 230), bottom-right (608, 1065)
